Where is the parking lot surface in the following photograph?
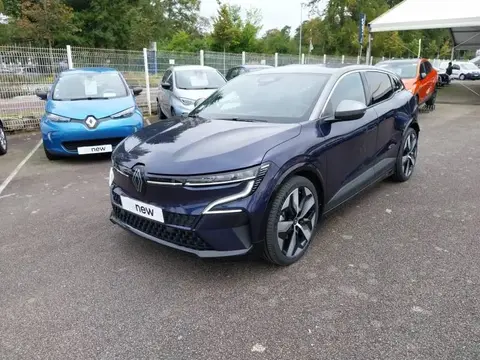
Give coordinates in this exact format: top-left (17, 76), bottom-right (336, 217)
top-left (1, 103), bottom-right (480, 359)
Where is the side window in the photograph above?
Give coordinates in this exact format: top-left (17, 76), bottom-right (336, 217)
top-left (364, 71), bottom-right (394, 105)
top-left (391, 75), bottom-right (403, 92)
top-left (166, 72), bottom-right (173, 85)
top-left (323, 73), bottom-right (366, 117)
top-left (424, 61), bottom-right (432, 74)
top-left (419, 62), bottom-right (426, 75)
top-left (226, 68), bottom-right (238, 80)
top-left (161, 70), bottom-right (171, 83)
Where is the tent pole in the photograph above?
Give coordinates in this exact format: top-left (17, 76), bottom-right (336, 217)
top-left (366, 32), bottom-right (372, 65)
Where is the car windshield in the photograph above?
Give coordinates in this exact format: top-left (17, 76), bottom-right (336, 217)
top-left (376, 62), bottom-right (418, 79)
top-left (175, 69), bottom-right (226, 90)
top-left (52, 71), bottom-right (128, 101)
top-left (461, 63), bottom-right (478, 70)
top-left (189, 72), bottom-right (331, 123)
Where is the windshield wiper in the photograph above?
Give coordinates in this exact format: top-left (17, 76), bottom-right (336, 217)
top-left (215, 117), bottom-right (268, 123)
top-left (70, 97), bottom-right (110, 101)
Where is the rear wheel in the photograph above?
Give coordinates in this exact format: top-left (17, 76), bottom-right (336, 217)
top-left (425, 89), bottom-right (437, 109)
top-left (391, 127), bottom-right (418, 183)
top-left (157, 100), bottom-right (166, 119)
top-left (0, 126), bottom-right (7, 156)
top-left (459, 74), bottom-right (466, 80)
top-left (43, 143), bottom-right (61, 161)
top-left (263, 176), bottom-right (320, 266)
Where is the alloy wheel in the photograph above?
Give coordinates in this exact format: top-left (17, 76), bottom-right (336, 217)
top-left (277, 187), bottom-right (317, 258)
top-left (402, 132), bottom-right (418, 177)
top-left (0, 128), bottom-right (6, 150)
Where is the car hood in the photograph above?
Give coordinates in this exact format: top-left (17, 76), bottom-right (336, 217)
top-left (46, 96), bottom-right (136, 119)
top-left (174, 88), bottom-right (219, 101)
top-left (401, 78), bottom-right (417, 90)
top-left (113, 117), bottom-right (301, 175)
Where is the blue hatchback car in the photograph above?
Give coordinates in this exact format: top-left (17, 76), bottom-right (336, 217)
top-left (109, 64), bottom-right (419, 265)
top-left (37, 67), bottom-right (144, 160)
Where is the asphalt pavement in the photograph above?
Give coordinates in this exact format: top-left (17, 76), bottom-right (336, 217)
top-left (1, 104), bottom-right (480, 359)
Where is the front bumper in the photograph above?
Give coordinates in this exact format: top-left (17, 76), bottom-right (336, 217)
top-left (109, 185), bottom-right (254, 257)
top-left (41, 114), bottom-right (143, 156)
top-left (466, 73), bottom-right (480, 80)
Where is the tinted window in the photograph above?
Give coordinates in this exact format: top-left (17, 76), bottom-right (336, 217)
top-left (226, 67), bottom-right (239, 80)
top-left (190, 73), bottom-right (331, 124)
top-left (419, 62), bottom-right (426, 75)
top-left (175, 69), bottom-right (226, 90)
top-left (323, 73), bottom-right (366, 118)
top-left (376, 61), bottom-right (418, 79)
top-left (365, 71), bottom-right (394, 105)
top-left (424, 61), bottom-right (433, 74)
top-left (53, 71), bottom-right (128, 101)
top-left (391, 75), bottom-right (403, 92)
top-left (162, 70), bottom-right (171, 83)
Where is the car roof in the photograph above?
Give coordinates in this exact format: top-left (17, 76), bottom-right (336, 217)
top-left (171, 65), bottom-right (218, 71)
top-left (377, 59), bottom-right (420, 64)
top-left (60, 67), bottom-right (118, 74)
top-left (248, 64), bottom-right (389, 76)
top-left (242, 64), bottom-right (273, 68)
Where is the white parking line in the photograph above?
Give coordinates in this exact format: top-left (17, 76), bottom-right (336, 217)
top-left (458, 82), bottom-right (480, 97)
top-left (0, 139), bottom-right (43, 196)
top-left (145, 118), bottom-right (151, 125)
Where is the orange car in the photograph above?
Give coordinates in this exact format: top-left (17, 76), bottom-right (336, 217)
top-left (376, 58), bottom-right (438, 109)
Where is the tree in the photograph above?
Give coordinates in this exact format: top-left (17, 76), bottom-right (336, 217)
top-left (17, 0), bottom-right (78, 47)
top-left (210, 0), bottom-right (240, 52)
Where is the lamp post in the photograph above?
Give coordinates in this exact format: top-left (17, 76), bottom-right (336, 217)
top-left (299, 2), bottom-right (307, 64)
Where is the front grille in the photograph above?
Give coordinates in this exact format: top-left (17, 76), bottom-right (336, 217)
top-left (62, 137), bottom-right (125, 151)
top-left (112, 205), bottom-right (213, 251)
top-left (111, 189), bottom-right (198, 228)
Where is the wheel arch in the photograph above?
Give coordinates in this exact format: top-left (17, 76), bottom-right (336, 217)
top-left (254, 162), bottom-right (326, 247)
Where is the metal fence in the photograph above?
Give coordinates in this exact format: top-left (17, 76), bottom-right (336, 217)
top-left (0, 44), bottom-right (447, 131)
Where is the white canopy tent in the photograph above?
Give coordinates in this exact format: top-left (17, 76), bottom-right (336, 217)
top-left (367, 0), bottom-right (480, 60)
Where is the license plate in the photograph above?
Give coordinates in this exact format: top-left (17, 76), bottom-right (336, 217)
top-left (77, 144), bottom-right (113, 155)
top-left (120, 196), bottom-right (164, 223)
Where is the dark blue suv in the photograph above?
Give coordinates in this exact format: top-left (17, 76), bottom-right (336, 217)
top-left (109, 65), bottom-right (419, 265)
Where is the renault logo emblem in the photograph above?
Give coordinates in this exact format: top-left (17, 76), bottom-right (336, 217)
top-left (131, 166), bottom-right (145, 193)
top-left (85, 116), bottom-right (97, 129)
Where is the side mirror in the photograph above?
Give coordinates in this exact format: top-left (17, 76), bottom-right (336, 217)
top-left (161, 82), bottom-right (172, 90)
top-left (35, 89), bottom-right (48, 100)
top-left (420, 72), bottom-right (427, 79)
top-left (132, 86), bottom-right (142, 96)
top-left (331, 100), bottom-right (367, 121)
top-left (194, 98), bottom-right (205, 107)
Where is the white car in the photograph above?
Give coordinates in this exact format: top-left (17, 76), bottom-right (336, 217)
top-left (440, 61), bottom-right (480, 80)
top-left (156, 65), bottom-right (227, 119)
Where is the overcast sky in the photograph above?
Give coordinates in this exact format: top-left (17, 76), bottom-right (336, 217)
top-left (200, 0), bottom-right (326, 36)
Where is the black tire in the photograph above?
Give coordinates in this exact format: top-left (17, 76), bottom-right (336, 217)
top-left (0, 126), bottom-right (7, 156)
top-left (43, 143), bottom-right (61, 160)
top-left (425, 89), bottom-right (437, 109)
top-left (391, 127), bottom-right (418, 183)
top-left (171, 107), bottom-right (176, 117)
top-left (459, 74), bottom-right (465, 80)
top-left (157, 100), bottom-right (166, 119)
top-left (263, 176), bottom-right (320, 266)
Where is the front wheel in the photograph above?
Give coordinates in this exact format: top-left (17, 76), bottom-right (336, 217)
top-left (263, 176), bottom-right (320, 266)
top-left (0, 126), bottom-right (7, 156)
top-left (43, 143), bottom-right (61, 161)
top-left (459, 74), bottom-right (466, 80)
top-left (391, 127), bottom-right (418, 183)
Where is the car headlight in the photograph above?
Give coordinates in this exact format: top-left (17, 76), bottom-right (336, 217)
top-left (46, 113), bottom-right (70, 122)
top-left (179, 97), bottom-right (195, 106)
top-left (408, 88), bottom-right (415, 94)
top-left (185, 163), bottom-right (270, 187)
top-left (111, 106), bottom-right (135, 119)
top-left (108, 167), bottom-right (114, 187)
